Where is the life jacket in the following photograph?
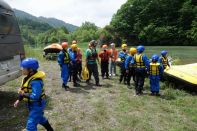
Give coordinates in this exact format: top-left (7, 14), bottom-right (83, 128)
top-left (150, 62), bottom-right (160, 75)
top-left (99, 50), bottom-right (110, 62)
top-left (87, 48), bottom-right (98, 62)
top-left (160, 56), bottom-right (168, 69)
top-left (109, 49), bottom-right (118, 62)
top-left (134, 54), bottom-right (145, 68)
top-left (20, 71), bottom-right (46, 103)
top-left (63, 50), bottom-right (70, 64)
top-left (119, 51), bottom-right (127, 62)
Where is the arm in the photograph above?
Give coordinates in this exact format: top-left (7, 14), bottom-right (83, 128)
top-left (85, 50), bottom-right (89, 65)
top-left (159, 64), bottom-right (164, 75)
top-left (58, 51), bottom-right (64, 66)
top-left (125, 56), bottom-right (131, 70)
top-left (143, 55), bottom-right (150, 68)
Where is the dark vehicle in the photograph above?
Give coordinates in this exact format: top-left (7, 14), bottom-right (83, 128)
top-left (0, 0), bottom-right (25, 85)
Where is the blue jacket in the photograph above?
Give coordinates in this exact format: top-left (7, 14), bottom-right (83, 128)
top-left (58, 49), bottom-right (70, 65)
top-left (69, 50), bottom-right (77, 65)
top-left (118, 51), bottom-right (128, 68)
top-left (125, 55), bottom-right (134, 70)
top-left (28, 80), bottom-right (44, 101)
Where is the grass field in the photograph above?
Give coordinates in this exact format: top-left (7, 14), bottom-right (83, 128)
top-left (0, 45), bottom-right (197, 131)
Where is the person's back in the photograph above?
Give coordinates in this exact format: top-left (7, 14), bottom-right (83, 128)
top-left (133, 45), bottom-right (149, 95)
top-left (149, 54), bottom-right (164, 96)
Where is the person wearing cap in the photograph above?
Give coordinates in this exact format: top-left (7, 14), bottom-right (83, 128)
top-left (109, 43), bottom-right (118, 77)
top-left (85, 40), bottom-right (101, 86)
top-left (99, 44), bottom-right (110, 79)
top-left (133, 45), bottom-right (149, 95)
top-left (14, 58), bottom-right (53, 131)
top-left (58, 42), bottom-right (70, 90)
top-left (148, 54), bottom-right (164, 96)
top-left (118, 43), bottom-right (128, 84)
top-left (125, 47), bottom-right (137, 86)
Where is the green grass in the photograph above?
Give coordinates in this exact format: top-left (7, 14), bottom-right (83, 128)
top-left (1, 45), bottom-right (197, 130)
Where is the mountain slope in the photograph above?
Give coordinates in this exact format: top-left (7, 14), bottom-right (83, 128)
top-left (13, 9), bottom-right (78, 32)
top-left (38, 16), bottom-right (77, 32)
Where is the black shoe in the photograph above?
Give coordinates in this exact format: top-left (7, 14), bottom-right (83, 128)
top-left (73, 83), bottom-right (80, 87)
top-left (64, 85), bottom-right (70, 91)
top-left (96, 83), bottom-right (102, 87)
top-left (62, 83), bottom-right (68, 88)
top-left (62, 83), bottom-right (65, 88)
top-left (41, 120), bottom-right (54, 131)
top-left (156, 93), bottom-right (161, 96)
top-left (150, 92), bottom-right (154, 96)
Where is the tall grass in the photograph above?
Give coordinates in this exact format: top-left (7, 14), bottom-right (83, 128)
top-left (24, 45), bottom-right (45, 61)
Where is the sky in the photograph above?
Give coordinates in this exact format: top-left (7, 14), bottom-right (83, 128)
top-left (6, 0), bottom-right (127, 27)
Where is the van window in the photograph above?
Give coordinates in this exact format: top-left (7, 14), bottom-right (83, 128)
top-left (0, 9), bottom-right (20, 35)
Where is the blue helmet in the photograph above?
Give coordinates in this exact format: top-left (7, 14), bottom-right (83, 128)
top-left (20, 58), bottom-right (39, 70)
top-left (137, 45), bottom-right (145, 53)
top-left (161, 50), bottom-right (168, 56)
top-left (151, 54), bottom-right (159, 62)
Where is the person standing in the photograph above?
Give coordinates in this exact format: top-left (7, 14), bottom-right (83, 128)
top-left (125, 47), bottom-right (137, 86)
top-left (99, 44), bottom-right (110, 79)
top-left (85, 40), bottom-right (101, 86)
top-left (133, 45), bottom-right (149, 95)
top-left (148, 54), bottom-right (164, 96)
top-left (76, 48), bottom-right (82, 79)
top-left (118, 44), bottom-right (128, 84)
top-left (69, 44), bottom-right (80, 87)
top-left (159, 50), bottom-right (170, 69)
top-left (109, 43), bottom-right (118, 77)
top-left (58, 42), bottom-right (70, 90)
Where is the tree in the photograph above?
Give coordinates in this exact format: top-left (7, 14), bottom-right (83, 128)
top-left (110, 0), bottom-right (197, 46)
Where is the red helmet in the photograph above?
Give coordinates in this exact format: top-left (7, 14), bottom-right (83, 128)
top-left (62, 42), bottom-right (68, 49)
top-left (102, 44), bottom-right (108, 49)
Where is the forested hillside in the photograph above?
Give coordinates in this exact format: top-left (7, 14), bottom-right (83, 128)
top-left (110, 0), bottom-right (197, 45)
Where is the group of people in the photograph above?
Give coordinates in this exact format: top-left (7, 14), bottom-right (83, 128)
top-left (117, 44), bottom-right (170, 96)
top-left (58, 40), bottom-right (83, 89)
top-left (13, 39), bottom-right (170, 131)
top-left (58, 39), bottom-right (170, 96)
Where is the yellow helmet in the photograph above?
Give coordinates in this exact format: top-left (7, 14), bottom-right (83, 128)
top-left (71, 44), bottom-right (78, 51)
top-left (121, 44), bottom-right (127, 50)
top-left (129, 47), bottom-right (137, 55)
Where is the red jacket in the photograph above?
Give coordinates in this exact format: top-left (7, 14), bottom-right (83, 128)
top-left (99, 50), bottom-right (110, 62)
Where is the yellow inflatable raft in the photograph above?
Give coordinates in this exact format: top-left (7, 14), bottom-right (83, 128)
top-left (164, 63), bottom-right (197, 87)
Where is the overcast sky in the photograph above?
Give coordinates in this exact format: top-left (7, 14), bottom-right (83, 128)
top-left (6, 0), bottom-right (127, 27)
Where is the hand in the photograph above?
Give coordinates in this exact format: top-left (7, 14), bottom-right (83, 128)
top-left (14, 100), bottom-right (19, 108)
top-left (19, 90), bottom-right (25, 96)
